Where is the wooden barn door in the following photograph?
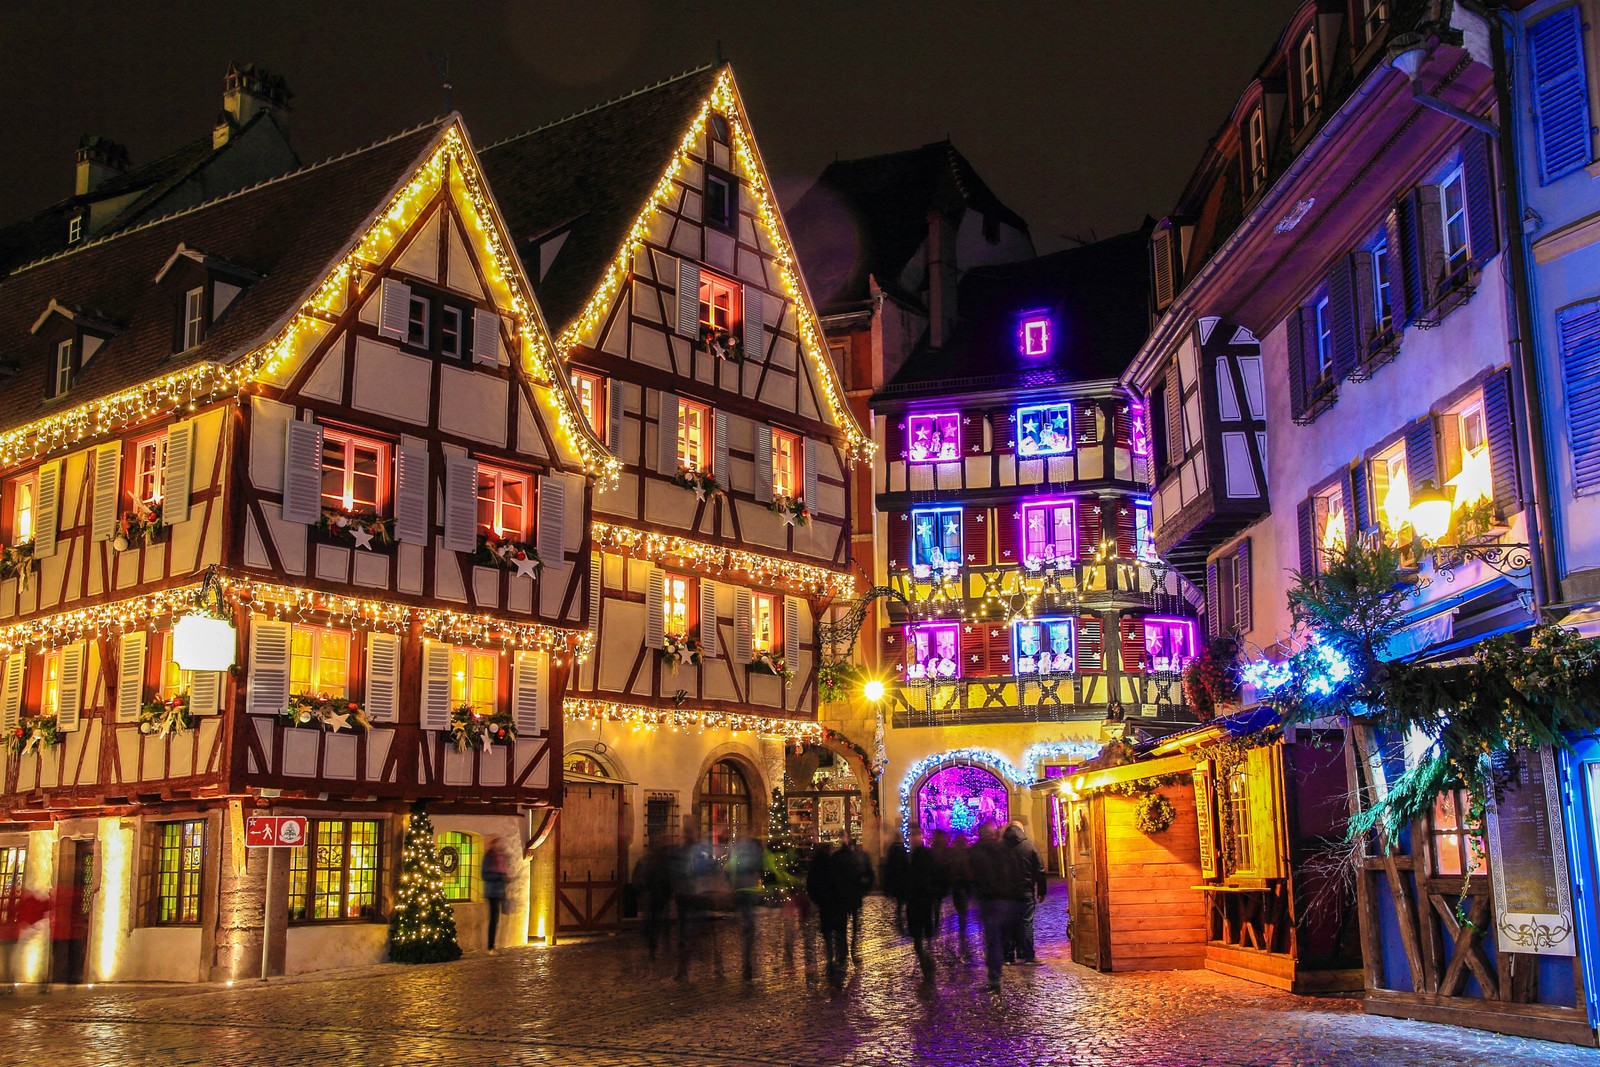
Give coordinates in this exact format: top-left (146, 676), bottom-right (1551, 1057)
top-left (557, 780), bottom-right (625, 934)
top-left (1069, 797), bottom-right (1109, 970)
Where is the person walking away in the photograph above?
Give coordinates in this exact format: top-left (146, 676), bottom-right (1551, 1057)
top-left (970, 822), bottom-right (1024, 993)
top-left (934, 831), bottom-right (973, 956)
top-left (807, 842), bottom-right (847, 985)
top-left (1004, 821), bottom-right (1046, 965)
top-left (727, 835), bottom-right (765, 980)
top-left (632, 843), bottom-right (674, 961)
top-left (765, 840), bottom-right (808, 974)
top-left (904, 832), bottom-right (947, 981)
top-left (481, 837), bottom-right (509, 951)
top-left (883, 835), bottom-right (910, 933)
top-left (835, 836), bottom-right (875, 965)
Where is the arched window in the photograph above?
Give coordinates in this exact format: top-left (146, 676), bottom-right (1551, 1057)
top-left (698, 759), bottom-right (752, 842)
top-left (437, 831), bottom-right (477, 902)
top-left (563, 751), bottom-right (609, 778)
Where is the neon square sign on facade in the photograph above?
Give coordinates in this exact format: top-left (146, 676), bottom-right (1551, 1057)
top-left (1019, 313), bottom-right (1051, 357)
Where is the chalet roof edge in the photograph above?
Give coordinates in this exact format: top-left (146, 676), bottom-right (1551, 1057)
top-left (480, 64), bottom-right (720, 151)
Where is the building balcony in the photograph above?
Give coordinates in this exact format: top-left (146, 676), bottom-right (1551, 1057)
top-left (885, 670), bottom-right (1192, 729)
top-left (886, 555), bottom-right (1189, 622)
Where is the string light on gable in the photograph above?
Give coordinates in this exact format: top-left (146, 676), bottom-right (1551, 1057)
top-left (565, 696), bottom-right (824, 742)
top-left (591, 521), bottom-right (858, 600)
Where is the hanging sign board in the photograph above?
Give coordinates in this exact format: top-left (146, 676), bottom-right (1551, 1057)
top-left (1485, 747), bottom-right (1576, 956)
top-left (1193, 763), bottom-right (1218, 879)
top-left (245, 815), bottom-right (308, 848)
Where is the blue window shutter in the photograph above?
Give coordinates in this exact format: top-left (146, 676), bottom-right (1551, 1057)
top-left (1405, 416), bottom-right (1440, 497)
top-left (1328, 256), bottom-right (1359, 380)
top-left (1287, 308), bottom-right (1309, 421)
top-left (1482, 368), bottom-right (1521, 520)
top-left (1559, 300), bottom-right (1600, 494)
top-left (1297, 497), bottom-right (1316, 577)
top-left (1530, 6), bottom-right (1593, 184)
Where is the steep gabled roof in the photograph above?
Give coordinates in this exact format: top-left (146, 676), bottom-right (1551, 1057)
top-left (0, 121), bottom-right (445, 438)
top-left (787, 141), bottom-right (1030, 311)
top-left (479, 65), bottom-right (722, 331)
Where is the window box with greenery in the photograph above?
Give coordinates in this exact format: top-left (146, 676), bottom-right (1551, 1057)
top-left (661, 631), bottom-right (703, 670)
top-left (283, 692), bottom-right (371, 733)
top-left (6, 715), bottom-right (61, 758)
top-left (748, 648), bottom-right (793, 684)
top-left (699, 322), bottom-right (744, 362)
top-left (671, 466), bottom-right (721, 501)
top-left (314, 508), bottom-right (393, 551)
top-left (444, 703), bottom-right (516, 752)
top-left (139, 692), bottom-right (195, 737)
top-left (767, 494), bottom-right (810, 527)
top-left (473, 532), bottom-right (541, 576)
top-left (0, 540), bottom-right (34, 582)
top-left (112, 501), bottom-right (166, 552)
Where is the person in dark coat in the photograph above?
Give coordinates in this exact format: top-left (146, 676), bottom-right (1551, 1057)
top-left (1003, 821), bottom-right (1047, 965)
top-left (727, 835), bottom-right (766, 980)
top-left (933, 830), bottom-right (973, 953)
top-left (807, 842), bottom-right (847, 984)
top-left (970, 822), bottom-right (1025, 993)
top-left (904, 831), bottom-right (947, 980)
top-left (882, 835), bottom-right (910, 933)
top-left (630, 842), bottom-right (674, 960)
top-left (481, 837), bottom-right (509, 951)
top-left (834, 836), bottom-right (875, 965)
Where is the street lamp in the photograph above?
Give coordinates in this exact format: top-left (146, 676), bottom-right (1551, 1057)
top-left (172, 566), bottom-right (237, 672)
top-left (862, 678), bottom-right (886, 705)
top-left (1386, 31), bottom-right (1499, 139)
top-left (1409, 480), bottom-right (1454, 546)
top-left (1405, 481), bottom-right (1533, 589)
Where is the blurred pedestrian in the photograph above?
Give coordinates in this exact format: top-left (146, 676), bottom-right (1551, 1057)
top-left (727, 834), bottom-right (765, 980)
top-left (481, 837), bottom-right (509, 951)
top-left (970, 822), bottom-right (1024, 993)
top-left (807, 842), bottom-right (847, 985)
top-left (766, 840), bottom-right (810, 976)
top-left (1004, 821), bottom-right (1046, 965)
top-left (883, 835), bottom-right (910, 933)
top-left (934, 830), bottom-right (973, 954)
top-left (7, 887), bottom-right (49, 992)
top-left (904, 831), bottom-right (947, 981)
top-left (835, 836), bottom-right (875, 965)
top-left (631, 842), bottom-right (674, 960)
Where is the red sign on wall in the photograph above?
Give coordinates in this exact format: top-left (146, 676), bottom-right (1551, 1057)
top-left (245, 815), bottom-right (309, 848)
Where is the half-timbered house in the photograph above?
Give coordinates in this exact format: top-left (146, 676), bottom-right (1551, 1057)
top-left (481, 66), bottom-right (871, 931)
top-left (0, 116), bottom-right (606, 981)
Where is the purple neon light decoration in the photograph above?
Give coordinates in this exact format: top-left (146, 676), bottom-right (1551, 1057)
top-left (1129, 401), bottom-right (1151, 457)
top-left (1018, 312), bottom-right (1052, 357)
top-left (907, 412), bottom-right (960, 463)
top-left (1014, 616), bottom-right (1075, 676)
top-left (1016, 401), bottom-right (1073, 457)
top-left (1143, 615), bottom-right (1200, 673)
top-left (905, 621), bottom-right (960, 681)
top-left (1020, 497), bottom-right (1077, 571)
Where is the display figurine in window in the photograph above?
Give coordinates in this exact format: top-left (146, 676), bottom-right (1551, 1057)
top-left (1050, 625), bottom-right (1073, 673)
top-left (1168, 625), bottom-right (1189, 668)
top-left (934, 629), bottom-right (958, 678)
top-left (1017, 627), bottom-right (1040, 674)
top-left (907, 630), bottom-right (930, 680)
top-left (1148, 627), bottom-right (1167, 671)
top-left (910, 423), bottom-right (931, 461)
top-left (927, 427), bottom-right (944, 461)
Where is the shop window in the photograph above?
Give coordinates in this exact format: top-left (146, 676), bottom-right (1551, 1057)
top-left (645, 795), bottom-right (679, 851)
top-left (678, 399), bottom-right (712, 473)
top-left (451, 647), bottom-right (498, 714)
top-left (1016, 402), bottom-right (1072, 457)
top-left (477, 465), bottom-right (532, 539)
top-left (699, 760), bottom-right (752, 842)
top-left (1226, 767), bottom-right (1255, 873)
top-left (911, 507), bottom-right (962, 572)
top-left (907, 412), bottom-right (960, 463)
top-left (153, 821), bottom-right (204, 925)
top-left (906, 622), bottom-right (960, 681)
top-left (321, 431), bottom-right (389, 515)
top-left (288, 819), bottom-right (383, 922)
top-left (663, 573), bottom-right (697, 639)
top-left (772, 429), bottom-right (801, 499)
top-left (437, 831), bottom-right (476, 902)
top-left (752, 591), bottom-right (781, 654)
top-left (1015, 618), bottom-right (1074, 676)
top-left (570, 370), bottom-right (607, 444)
top-left (0, 847), bottom-right (24, 928)
top-left (1143, 616), bottom-right (1198, 673)
top-left (1429, 788), bottom-right (1487, 877)
top-left (1021, 499), bottom-right (1076, 569)
top-left (290, 626), bottom-right (350, 700)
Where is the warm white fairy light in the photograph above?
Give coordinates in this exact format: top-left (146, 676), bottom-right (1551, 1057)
top-left (592, 521), bottom-right (857, 600)
top-left (565, 695), bottom-right (824, 741)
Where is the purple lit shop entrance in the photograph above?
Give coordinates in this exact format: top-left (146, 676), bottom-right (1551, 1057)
top-left (916, 764), bottom-right (1009, 839)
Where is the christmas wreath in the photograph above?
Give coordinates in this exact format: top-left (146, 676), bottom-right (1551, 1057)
top-left (1134, 793), bottom-right (1176, 835)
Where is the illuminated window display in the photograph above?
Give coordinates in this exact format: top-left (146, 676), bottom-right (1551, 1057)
top-left (906, 621), bottom-right (960, 681)
top-left (907, 412), bottom-right (960, 463)
top-left (1016, 402), bottom-right (1072, 457)
top-left (917, 764), bottom-right (1009, 839)
top-left (1144, 616), bottom-right (1199, 673)
top-left (1015, 618), bottom-right (1074, 676)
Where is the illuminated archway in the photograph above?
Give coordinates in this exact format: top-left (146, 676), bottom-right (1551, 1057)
top-left (915, 763), bottom-right (1011, 841)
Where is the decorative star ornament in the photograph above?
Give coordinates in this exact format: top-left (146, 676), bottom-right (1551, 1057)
top-left (782, 509), bottom-right (797, 527)
top-left (513, 555), bottom-right (540, 578)
top-left (326, 711), bottom-right (352, 732)
top-left (351, 527), bottom-right (374, 551)
top-left (694, 483), bottom-right (709, 502)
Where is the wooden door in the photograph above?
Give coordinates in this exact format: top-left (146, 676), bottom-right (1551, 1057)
top-left (52, 840), bottom-right (95, 984)
top-left (556, 781), bottom-right (625, 933)
top-left (1068, 798), bottom-right (1109, 970)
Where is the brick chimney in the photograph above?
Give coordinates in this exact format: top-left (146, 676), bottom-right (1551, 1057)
top-left (214, 62), bottom-right (292, 147)
top-left (74, 135), bottom-right (131, 196)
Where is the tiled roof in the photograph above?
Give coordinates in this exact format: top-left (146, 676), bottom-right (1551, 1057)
top-left (877, 225), bottom-right (1153, 397)
top-left (479, 65), bottom-right (723, 332)
top-left (0, 121), bottom-right (446, 437)
top-left (787, 141), bottom-right (1030, 312)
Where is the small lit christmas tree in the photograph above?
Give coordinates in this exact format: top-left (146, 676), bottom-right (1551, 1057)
top-left (387, 801), bottom-right (462, 964)
top-left (766, 788), bottom-right (788, 847)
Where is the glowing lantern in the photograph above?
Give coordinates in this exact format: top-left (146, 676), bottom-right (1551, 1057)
top-left (1409, 480), bottom-right (1453, 545)
top-left (172, 567), bottom-right (236, 672)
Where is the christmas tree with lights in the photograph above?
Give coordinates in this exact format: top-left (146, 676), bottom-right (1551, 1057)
top-left (387, 801), bottom-right (462, 964)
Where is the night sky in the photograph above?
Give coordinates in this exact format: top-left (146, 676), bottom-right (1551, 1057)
top-left (0, 1), bottom-right (1298, 253)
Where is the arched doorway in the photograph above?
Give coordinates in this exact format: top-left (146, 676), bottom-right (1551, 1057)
top-left (698, 758), bottom-right (754, 843)
top-left (556, 747), bottom-right (625, 935)
top-left (916, 763), bottom-right (1010, 840)
top-left (784, 742), bottom-right (864, 847)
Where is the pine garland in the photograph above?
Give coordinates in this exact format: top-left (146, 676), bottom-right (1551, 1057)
top-left (387, 802), bottom-right (463, 965)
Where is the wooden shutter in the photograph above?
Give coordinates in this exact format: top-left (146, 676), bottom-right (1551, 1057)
top-left (675, 258), bottom-right (701, 338)
top-left (783, 596), bottom-right (800, 665)
top-left (1462, 133), bottom-right (1499, 263)
top-left (1339, 468), bottom-right (1357, 546)
top-left (246, 618), bottom-right (291, 715)
top-left (1482, 368), bottom-right (1520, 519)
top-left (1416, 184), bottom-right (1445, 301)
top-left (742, 286), bottom-right (764, 359)
top-left (281, 421), bottom-right (324, 524)
top-left (1530, 6), bottom-right (1593, 183)
top-left (803, 438), bottom-right (819, 506)
top-left (1350, 460), bottom-right (1373, 537)
top-left (420, 641), bottom-right (452, 731)
top-left (0, 655), bottom-right (22, 731)
top-left (1078, 500), bottom-right (1102, 559)
top-left (657, 393), bottom-right (680, 474)
top-left (699, 580), bottom-right (718, 658)
top-left (378, 278), bottom-right (410, 340)
top-left (1286, 307), bottom-right (1309, 422)
top-left (536, 474), bottom-right (566, 570)
top-left (442, 455), bottom-right (479, 553)
top-left (189, 671), bottom-right (221, 716)
top-left (394, 441), bottom-right (430, 545)
top-left (512, 650), bottom-right (547, 734)
top-left (116, 631), bottom-right (147, 723)
top-left (365, 633), bottom-right (401, 722)
top-left (1164, 363), bottom-right (1183, 459)
top-left (1560, 301), bottom-right (1600, 493)
top-left (880, 627), bottom-right (904, 674)
top-left (753, 425), bottom-right (774, 503)
top-left (734, 588), bottom-right (753, 663)
top-left (1328, 256), bottom-right (1358, 381)
top-left (987, 625), bottom-right (1012, 675)
top-left (1118, 616), bottom-right (1145, 673)
top-left (606, 379), bottom-right (625, 457)
top-left (1114, 502), bottom-right (1136, 558)
top-left (644, 571), bottom-right (665, 649)
top-left (1205, 562), bottom-right (1222, 638)
top-left (92, 443), bottom-right (121, 543)
top-left (1405, 417), bottom-right (1439, 497)
top-left (163, 422), bottom-right (195, 525)
top-left (1297, 497), bottom-right (1316, 576)
top-left (1396, 191), bottom-right (1427, 322)
top-left (1247, 746), bottom-right (1285, 878)
top-left (56, 642), bottom-right (85, 732)
top-left (1076, 400), bottom-right (1100, 447)
top-left (962, 507), bottom-right (989, 566)
top-left (472, 308), bottom-right (502, 366)
top-left (1383, 208), bottom-right (1408, 328)
top-left (888, 510), bottom-right (913, 569)
top-left (994, 504), bottom-right (1022, 565)
top-left (587, 555), bottom-right (602, 636)
top-left (1351, 247), bottom-right (1376, 348)
top-left (713, 411), bottom-right (730, 487)
top-left (1152, 228), bottom-right (1175, 310)
top-left (990, 408), bottom-right (1015, 456)
top-left (34, 460), bottom-right (61, 559)
top-left (1234, 539), bottom-right (1253, 634)
top-left (960, 623), bottom-right (990, 676)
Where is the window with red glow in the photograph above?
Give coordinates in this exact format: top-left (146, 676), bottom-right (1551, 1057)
top-left (772, 429), bottom-right (801, 499)
top-left (477, 466), bottom-right (532, 539)
top-left (321, 431), bottom-right (388, 514)
top-left (699, 276), bottom-right (736, 333)
top-left (133, 433), bottom-right (166, 507)
top-left (570, 370), bottom-right (607, 444)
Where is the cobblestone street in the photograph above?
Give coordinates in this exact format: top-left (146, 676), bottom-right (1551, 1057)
top-left (1, 896), bottom-right (1596, 1066)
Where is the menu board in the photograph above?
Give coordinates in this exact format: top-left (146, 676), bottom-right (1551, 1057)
top-left (1193, 764), bottom-right (1218, 879)
top-left (1485, 747), bottom-right (1575, 956)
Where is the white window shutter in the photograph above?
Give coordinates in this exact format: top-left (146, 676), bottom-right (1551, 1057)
top-left (281, 421), bottom-right (325, 524)
top-left (56, 642), bottom-right (85, 732)
top-left (537, 475), bottom-right (567, 570)
top-left (163, 422), bottom-right (195, 525)
top-left (657, 393), bottom-right (680, 474)
top-left (33, 460), bottom-right (61, 559)
top-left (676, 258), bottom-right (701, 337)
top-left (512, 650), bottom-right (548, 735)
top-left (92, 443), bottom-right (121, 543)
top-left (246, 618), bottom-right (292, 715)
top-left (699, 580), bottom-right (718, 658)
top-left (587, 555), bottom-right (603, 635)
top-left (803, 438), bottom-right (819, 505)
top-left (783, 597), bottom-right (800, 665)
top-left (394, 441), bottom-right (430, 544)
top-left (116, 631), bottom-right (147, 723)
top-left (378, 278), bottom-right (411, 340)
top-left (0, 655), bottom-right (22, 731)
top-left (442, 455), bottom-right (480, 553)
top-left (713, 411), bottom-right (730, 488)
top-left (734, 588), bottom-right (753, 663)
top-left (754, 425), bottom-right (774, 503)
top-left (189, 671), bottom-right (222, 716)
top-left (742, 286), bottom-right (764, 360)
top-left (364, 633), bottom-right (401, 722)
top-left (420, 642), bottom-right (452, 731)
top-left (606, 379), bottom-right (625, 457)
top-left (645, 570), bottom-right (666, 649)
top-left (472, 308), bottom-right (502, 366)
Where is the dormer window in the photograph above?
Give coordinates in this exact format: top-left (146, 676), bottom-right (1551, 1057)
top-left (53, 339), bottom-right (75, 396)
top-left (1246, 107), bottom-right (1267, 192)
top-left (1359, 0), bottom-right (1387, 45)
top-left (440, 306), bottom-right (464, 359)
top-left (709, 113), bottom-right (730, 144)
top-left (67, 215), bottom-right (82, 244)
top-left (705, 170), bottom-right (735, 232)
top-left (183, 287), bottom-right (206, 350)
top-left (1299, 32), bottom-right (1321, 124)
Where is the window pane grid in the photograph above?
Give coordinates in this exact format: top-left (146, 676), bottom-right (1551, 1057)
top-left (155, 821), bottom-right (204, 924)
top-left (289, 819), bottom-right (384, 923)
top-left (0, 847), bottom-right (26, 926)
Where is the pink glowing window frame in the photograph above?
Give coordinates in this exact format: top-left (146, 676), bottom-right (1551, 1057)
top-left (1143, 616), bottom-right (1199, 673)
top-left (905, 622), bottom-right (960, 681)
top-left (1020, 314), bottom-right (1051, 357)
top-left (1020, 499), bottom-right (1077, 569)
top-left (907, 412), bottom-right (960, 463)
top-left (1129, 402), bottom-right (1151, 457)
